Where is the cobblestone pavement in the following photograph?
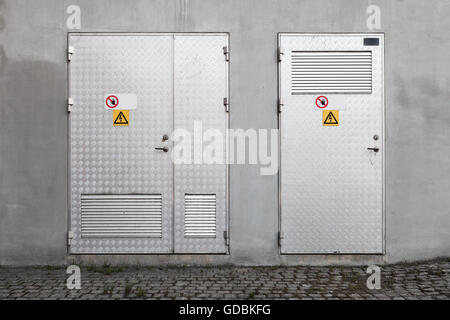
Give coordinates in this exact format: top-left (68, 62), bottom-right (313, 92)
top-left (0, 259), bottom-right (448, 300)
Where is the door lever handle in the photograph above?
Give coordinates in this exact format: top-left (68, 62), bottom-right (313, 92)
top-left (155, 146), bottom-right (169, 152)
top-left (367, 147), bottom-right (380, 152)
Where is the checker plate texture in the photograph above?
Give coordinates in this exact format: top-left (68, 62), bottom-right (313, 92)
top-left (69, 35), bottom-right (173, 253)
top-left (174, 35), bottom-right (228, 253)
top-left (280, 35), bottom-right (384, 253)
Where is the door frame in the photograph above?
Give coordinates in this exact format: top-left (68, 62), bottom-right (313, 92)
top-left (67, 32), bottom-right (230, 255)
top-left (277, 32), bottom-right (386, 255)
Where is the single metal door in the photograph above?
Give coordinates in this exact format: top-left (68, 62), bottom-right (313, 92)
top-left (279, 34), bottom-right (384, 254)
top-left (174, 35), bottom-right (229, 253)
top-left (69, 33), bottom-right (228, 254)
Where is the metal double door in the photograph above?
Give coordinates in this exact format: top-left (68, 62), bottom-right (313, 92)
top-left (279, 34), bottom-right (385, 254)
top-left (69, 33), bottom-right (229, 254)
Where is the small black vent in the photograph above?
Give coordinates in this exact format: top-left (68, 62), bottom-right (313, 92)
top-left (364, 38), bottom-right (379, 46)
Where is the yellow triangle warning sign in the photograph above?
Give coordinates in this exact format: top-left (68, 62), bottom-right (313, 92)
top-left (113, 110), bottom-right (129, 126)
top-left (322, 110), bottom-right (339, 126)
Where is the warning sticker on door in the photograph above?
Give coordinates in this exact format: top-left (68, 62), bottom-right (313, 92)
top-left (113, 110), bottom-right (129, 126)
top-left (105, 94), bottom-right (137, 110)
top-left (314, 96), bottom-right (348, 111)
top-left (323, 110), bottom-right (339, 126)
top-left (315, 96), bottom-right (328, 108)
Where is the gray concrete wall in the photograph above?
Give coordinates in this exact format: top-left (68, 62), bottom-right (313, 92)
top-left (0, 0), bottom-right (449, 265)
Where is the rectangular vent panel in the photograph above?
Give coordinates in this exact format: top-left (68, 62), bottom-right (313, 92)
top-left (291, 51), bottom-right (372, 94)
top-left (184, 194), bottom-right (216, 238)
top-left (81, 194), bottom-right (162, 238)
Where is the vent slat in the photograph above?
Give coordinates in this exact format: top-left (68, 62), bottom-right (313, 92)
top-left (292, 58), bottom-right (371, 61)
top-left (80, 217), bottom-right (161, 220)
top-left (293, 72), bottom-right (371, 75)
top-left (294, 75), bottom-right (371, 78)
top-left (81, 233), bottom-right (162, 237)
top-left (81, 199), bottom-right (163, 202)
top-left (293, 80), bottom-right (372, 83)
top-left (82, 208), bottom-right (161, 210)
top-left (291, 51), bottom-right (372, 94)
top-left (81, 194), bottom-right (162, 238)
top-left (82, 222), bottom-right (162, 225)
top-left (293, 84), bottom-right (372, 87)
top-left (81, 208), bottom-right (162, 211)
top-left (184, 194), bottom-right (216, 238)
top-left (82, 226), bottom-right (162, 230)
top-left (81, 194), bottom-right (160, 199)
top-left (81, 213), bottom-right (162, 216)
top-left (292, 52), bottom-right (371, 57)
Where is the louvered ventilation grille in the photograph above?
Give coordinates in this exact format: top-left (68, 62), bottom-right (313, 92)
top-left (81, 194), bottom-right (162, 238)
top-left (291, 51), bottom-right (372, 94)
top-left (184, 194), bottom-right (216, 238)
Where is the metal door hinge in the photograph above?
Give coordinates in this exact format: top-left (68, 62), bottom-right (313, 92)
top-left (67, 46), bottom-right (74, 61)
top-left (67, 97), bottom-right (74, 113)
top-left (277, 98), bottom-right (284, 113)
top-left (278, 47), bottom-right (284, 62)
top-left (223, 46), bottom-right (230, 61)
top-left (223, 230), bottom-right (229, 246)
top-left (278, 231), bottom-right (284, 247)
top-left (223, 97), bottom-right (229, 112)
top-left (67, 231), bottom-right (74, 246)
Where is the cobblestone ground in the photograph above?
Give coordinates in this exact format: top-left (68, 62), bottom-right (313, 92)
top-left (0, 260), bottom-right (448, 300)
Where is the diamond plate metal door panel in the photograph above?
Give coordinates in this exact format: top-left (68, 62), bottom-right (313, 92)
top-left (69, 34), bottom-right (173, 253)
top-left (173, 35), bottom-right (229, 253)
top-left (279, 34), bottom-right (384, 254)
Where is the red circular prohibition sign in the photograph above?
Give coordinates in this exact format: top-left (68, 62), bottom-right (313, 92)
top-left (106, 95), bottom-right (119, 108)
top-left (315, 96), bottom-right (328, 108)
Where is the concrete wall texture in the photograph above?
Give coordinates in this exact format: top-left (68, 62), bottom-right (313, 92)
top-left (0, 0), bottom-right (449, 265)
